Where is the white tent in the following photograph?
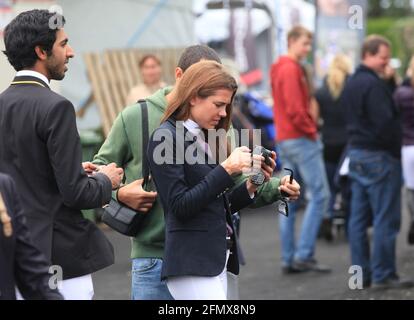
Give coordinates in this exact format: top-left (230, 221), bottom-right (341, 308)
top-left (195, 4), bottom-right (273, 44)
top-left (193, 0), bottom-right (315, 91)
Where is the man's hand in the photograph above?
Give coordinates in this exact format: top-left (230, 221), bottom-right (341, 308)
top-left (82, 162), bottom-right (98, 175)
top-left (117, 179), bottom-right (157, 212)
top-left (382, 64), bottom-right (396, 80)
top-left (279, 175), bottom-right (300, 201)
top-left (97, 163), bottom-right (124, 189)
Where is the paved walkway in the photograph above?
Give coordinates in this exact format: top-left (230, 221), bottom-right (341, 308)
top-left (93, 200), bottom-right (414, 300)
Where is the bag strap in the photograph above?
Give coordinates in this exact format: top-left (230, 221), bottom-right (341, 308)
top-left (138, 99), bottom-right (150, 187)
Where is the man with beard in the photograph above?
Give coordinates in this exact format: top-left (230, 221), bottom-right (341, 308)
top-left (0, 9), bottom-right (123, 299)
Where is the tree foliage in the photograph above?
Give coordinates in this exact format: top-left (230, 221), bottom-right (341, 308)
top-left (368, 0), bottom-right (413, 17)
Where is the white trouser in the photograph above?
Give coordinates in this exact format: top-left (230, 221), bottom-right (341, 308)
top-left (16, 274), bottom-right (94, 300)
top-left (166, 251), bottom-right (230, 300)
top-left (402, 145), bottom-right (414, 189)
top-left (226, 271), bottom-right (239, 300)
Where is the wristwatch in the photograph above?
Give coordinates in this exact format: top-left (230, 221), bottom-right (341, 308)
top-left (250, 172), bottom-right (266, 186)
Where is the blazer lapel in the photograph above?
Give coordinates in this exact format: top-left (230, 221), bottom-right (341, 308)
top-left (185, 130), bottom-right (217, 168)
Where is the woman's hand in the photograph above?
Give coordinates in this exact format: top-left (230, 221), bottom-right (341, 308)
top-left (261, 151), bottom-right (276, 183)
top-left (221, 146), bottom-right (252, 175)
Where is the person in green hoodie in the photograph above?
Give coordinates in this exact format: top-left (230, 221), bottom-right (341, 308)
top-left (93, 45), bottom-right (300, 300)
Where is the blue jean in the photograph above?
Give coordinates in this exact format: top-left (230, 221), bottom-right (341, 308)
top-left (325, 161), bottom-right (339, 219)
top-left (347, 149), bottom-right (402, 283)
top-left (278, 138), bottom-right (330, 265)
top-left (131, 258), bottom-right (174, 300)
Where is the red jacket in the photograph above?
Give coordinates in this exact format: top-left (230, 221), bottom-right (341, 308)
top-left (270, 56), bottom-right (317, 141)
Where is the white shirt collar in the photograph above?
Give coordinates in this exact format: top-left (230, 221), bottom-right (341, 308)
top-left (183, 118), bottom-right (213, 158)
top-left (16, 70), bottom-right (50, 86)
top-left (183, 118), bottom-right (201, 135)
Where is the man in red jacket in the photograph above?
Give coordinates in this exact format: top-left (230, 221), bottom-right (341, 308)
top-left (270, 26), bottom-right (331, 274)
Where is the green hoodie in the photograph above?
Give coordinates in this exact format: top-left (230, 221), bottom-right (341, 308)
top-left (93, 86), bottom-right (282, 260)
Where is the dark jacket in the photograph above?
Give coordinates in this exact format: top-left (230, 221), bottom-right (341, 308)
top-left (315, 78), bottom-right (348, 163)
top-left (315, 78), bottom-right (348, 147)
top-left (0, 76), bottom-right (114, 280)
top-left (394, 84), bottom-right (414, 146)
top-left (342, 65), bottom-right (402, 159)
top-left (0, 173), bottom-right (63, 300)
top-left (147, 118), bottom-right (255, 279)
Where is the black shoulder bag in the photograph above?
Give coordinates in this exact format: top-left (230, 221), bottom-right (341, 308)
top-left (101, 100), bottom-right (151, 237)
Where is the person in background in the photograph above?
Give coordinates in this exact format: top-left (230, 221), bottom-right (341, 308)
top-left (270, 25), bottom-right (331, 274)
top-left (394, 56), bottom-right (414, 245)
top-left (342, 35), bottom-right (413, 289)
top-left (402, 56), bottom-right (414, 86)
top-left (126, 54), bottom-right (166, 105)
top-left (0, 173), bottom-right (63, 300)
top-left (314, 54), bottom-right (353, 241)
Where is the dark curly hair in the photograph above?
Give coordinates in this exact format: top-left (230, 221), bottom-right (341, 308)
top-left (3, 9), bottom-right (65, 71)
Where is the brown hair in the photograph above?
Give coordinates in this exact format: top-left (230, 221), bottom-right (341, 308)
top-left (287, 25), bottom-right (313, 44)
top-left (139, 54), bottom-right (161, 68)
top-left (361, 35), bottom-right (391, 59)
top-left (162, 60), bottom-right (237, 128)
top-left (162, 60), bottom-right (238, 159)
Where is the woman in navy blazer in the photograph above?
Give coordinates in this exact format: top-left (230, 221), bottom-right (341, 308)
top-left (147, 61), bottom-right (273, 299)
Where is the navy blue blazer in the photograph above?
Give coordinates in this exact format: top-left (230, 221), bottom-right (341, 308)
top-left (0, 173), bottom-right (63, 300)
top-left (147, 118), bottom-right (255, 279)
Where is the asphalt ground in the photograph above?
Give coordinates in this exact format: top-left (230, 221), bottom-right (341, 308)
top-left (92, 191), bottom-right (414, 300)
